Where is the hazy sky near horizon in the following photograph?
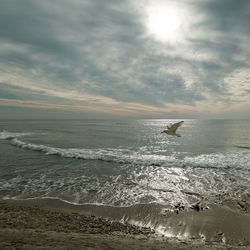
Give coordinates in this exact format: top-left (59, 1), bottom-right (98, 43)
top-left (0, 0), bottom-right (250, 119)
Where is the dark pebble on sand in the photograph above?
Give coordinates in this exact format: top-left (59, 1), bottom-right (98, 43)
top-left (191, 202), bottom-right (200, 211)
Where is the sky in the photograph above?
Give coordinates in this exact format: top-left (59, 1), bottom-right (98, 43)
top-left (0, 0), bottom-right (250, 119)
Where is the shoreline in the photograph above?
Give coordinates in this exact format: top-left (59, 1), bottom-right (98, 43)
top-left (0, 198), bottom-right (249, 249)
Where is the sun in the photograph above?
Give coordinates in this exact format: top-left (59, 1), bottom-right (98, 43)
top-left (146, 5), bottom-right (182, 42)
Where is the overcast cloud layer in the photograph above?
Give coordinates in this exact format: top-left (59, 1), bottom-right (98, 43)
top-left (0, 0), bottom-right (249, 118)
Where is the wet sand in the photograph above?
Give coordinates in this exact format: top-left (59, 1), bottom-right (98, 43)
top-left (0, 198), bottom-right (249, 249)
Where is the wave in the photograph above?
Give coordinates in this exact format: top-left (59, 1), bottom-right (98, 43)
top-left (10, 138), bottom-right (177, 166)
top-left (0, 131), bottom-right (33, 140)
top-left (1, 131), bottom-right (250, 170)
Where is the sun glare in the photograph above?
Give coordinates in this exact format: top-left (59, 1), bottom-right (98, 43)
top-left (146, 5), bottom-right (182, 42)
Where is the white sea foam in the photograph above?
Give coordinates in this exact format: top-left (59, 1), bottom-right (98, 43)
top-left (0, 165), bottom-right (248, 207)
top-left (5, 138), bottom-right (250, 170)
top-left (0, 131), bottom-right (33, 140)
top-left (184, 151), bottom-right (250, 170)
top-left (0, 154), bottom-right (249, 207)
top-left (10, 138), bottom-right (177, 166)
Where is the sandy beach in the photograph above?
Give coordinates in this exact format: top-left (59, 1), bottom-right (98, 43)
top-left (0, 197), bottom-right (249, 249)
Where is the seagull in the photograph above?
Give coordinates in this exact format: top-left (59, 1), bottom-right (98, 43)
top-left (161, 121), bottom-right (184, 137)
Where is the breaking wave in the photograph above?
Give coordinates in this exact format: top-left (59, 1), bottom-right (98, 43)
top-left (10, 138), bottom-right (177, 166)
top-left (0, 131), bottom-right (33, 140)
top-left (1, 131), bottom-right (250, 170)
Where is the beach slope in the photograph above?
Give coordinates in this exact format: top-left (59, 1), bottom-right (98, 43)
top-left (0, 199), bottom-right (249, 250)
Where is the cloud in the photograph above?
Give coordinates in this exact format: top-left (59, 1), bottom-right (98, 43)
top-left (0, 0), bottom-right (249, 118)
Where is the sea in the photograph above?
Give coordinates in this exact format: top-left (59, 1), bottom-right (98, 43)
top-left (0, 119), bottom-right (249, 207)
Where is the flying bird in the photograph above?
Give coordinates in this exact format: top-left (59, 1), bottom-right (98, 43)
top-left (161, 121), bottom-right (184, 137)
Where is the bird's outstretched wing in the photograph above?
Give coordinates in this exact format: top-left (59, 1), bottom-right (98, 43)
top-left (168, 121), bottom-right (184, 132)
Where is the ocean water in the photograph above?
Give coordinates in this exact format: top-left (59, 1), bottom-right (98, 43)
top-left (0, 119), bottom-right (249, 207)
